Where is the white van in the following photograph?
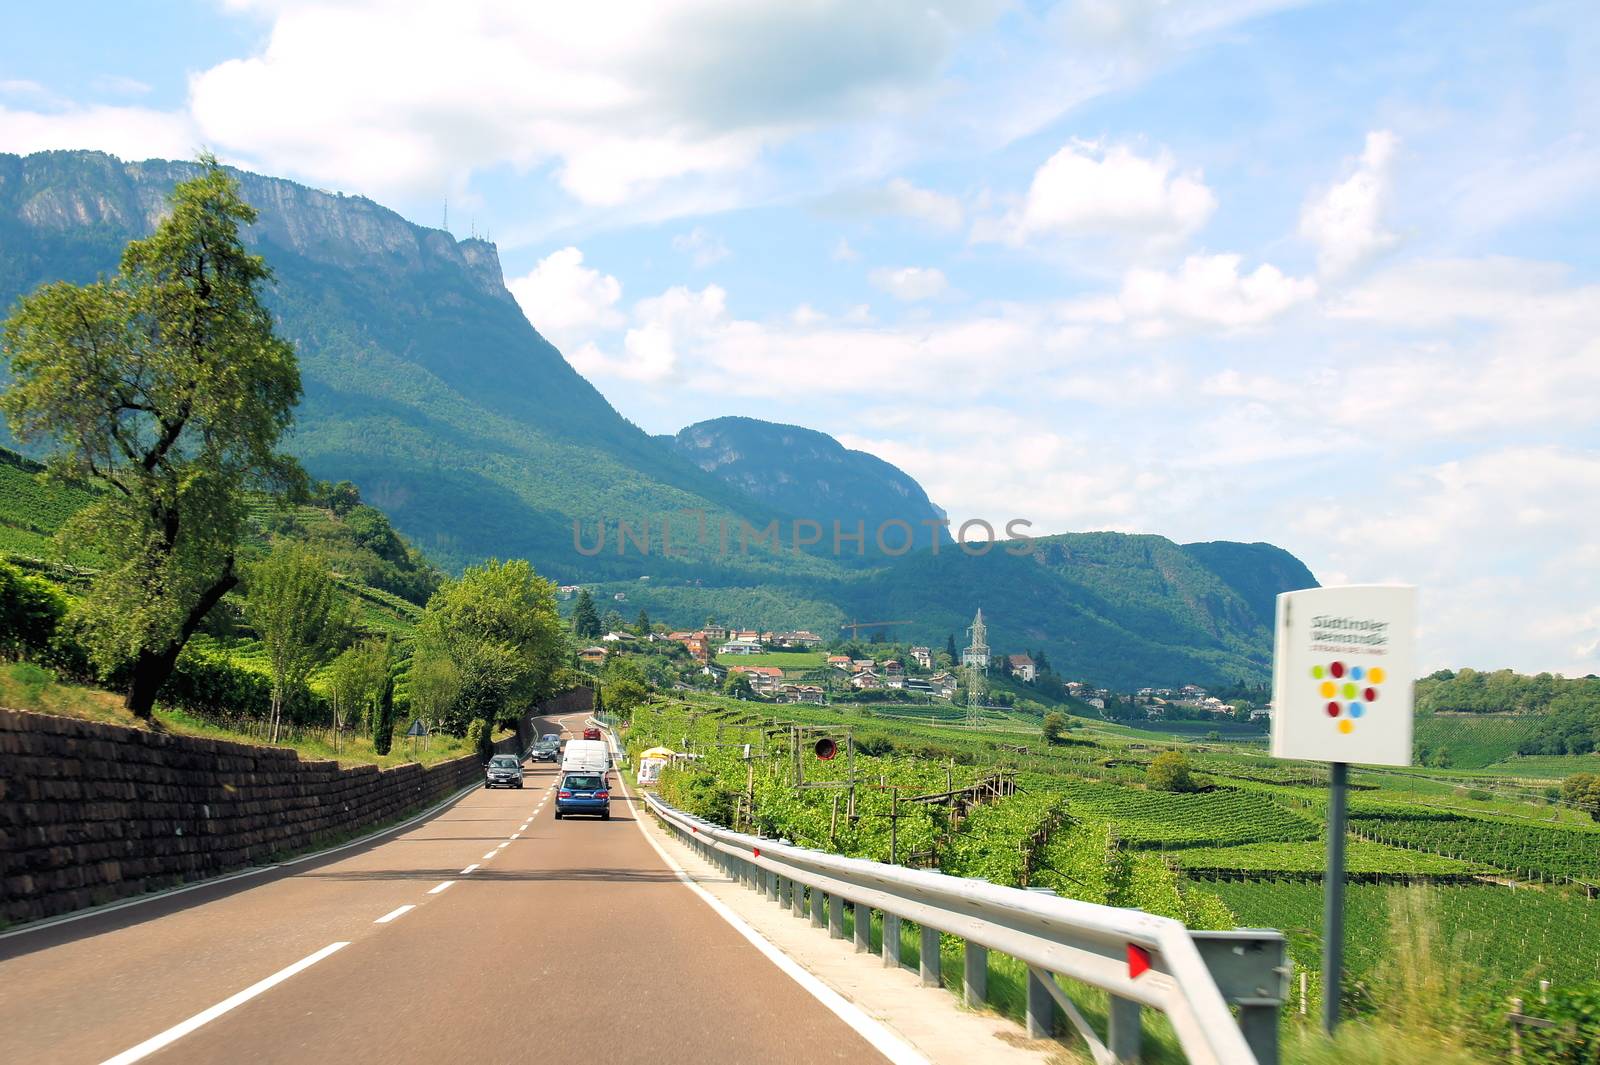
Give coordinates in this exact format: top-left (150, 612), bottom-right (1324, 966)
top-left (560, 738), bottom-right (611, 774)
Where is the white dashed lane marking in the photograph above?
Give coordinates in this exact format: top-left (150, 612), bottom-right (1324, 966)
top-left (460, 863), bottom-right (479, 875)
top-left (428, 881), bottom-right (455, 895)
top-left (374, 905), bottom-right (414, 924)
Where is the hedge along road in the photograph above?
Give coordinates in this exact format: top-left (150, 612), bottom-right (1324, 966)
top-left (0, 713), bottom-right (893, 1065)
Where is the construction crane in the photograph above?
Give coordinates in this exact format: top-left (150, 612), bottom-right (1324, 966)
top-left (838, 619), bottom-right (912, 640)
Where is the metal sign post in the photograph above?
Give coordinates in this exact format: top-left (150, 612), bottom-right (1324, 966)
top-left (1270, 585), bottom-right (1417, 1035)
top-left (1322, 760), bottom-right (1347, 1032)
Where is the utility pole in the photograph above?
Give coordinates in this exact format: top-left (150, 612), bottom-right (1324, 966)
top-left (1323, 761), bottom-right (1349, 1033)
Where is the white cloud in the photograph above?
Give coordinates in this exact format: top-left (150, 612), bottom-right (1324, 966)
top-left (672, 226), bottom-right (731, 268)
top-left (506, 247), bottom-right (623, 347)
top-left (880, 177), bottom-right (964, 230)
top-left (0, 103), bottom-right (195, 163)
top-left (1119, 253), bottom-right (1316, 330)
top-left (832, 237), bottom-right (860, 262)
top-left (977, 140), bottom-right (1216, 246)
top-left (91, 75), bottom-right (154, 97)
top-left (1299, 130), bottom-right (1398, 277)
top-left (868, 266), bottom-right (950, 301)
top-left (179, 0), bottom-right (999, 207)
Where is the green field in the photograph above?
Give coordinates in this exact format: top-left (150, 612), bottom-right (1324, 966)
top-left (717, 651), bottom-right (827, 671)
top-left (1413, 713), bottom-right (1542, 768)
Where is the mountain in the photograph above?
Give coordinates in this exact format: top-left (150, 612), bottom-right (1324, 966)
top-left (0, 150), bottom-right (793, 583)
top-left (666, 417), bottom-right (950, 553)
top-left (0, 149), bottom-right (1318, 688)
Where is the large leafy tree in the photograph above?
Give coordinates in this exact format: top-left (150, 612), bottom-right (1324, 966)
top-left (0, 156), bottom-right (303, 717)
top-left (416, 559), bottom-right (564, 734)
top-left (243, 542), bottom-right (348, 741)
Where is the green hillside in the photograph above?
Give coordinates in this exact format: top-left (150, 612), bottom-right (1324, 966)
top-left (666, 416), bottom-right (951, 556)
top-left (0, 149), bottom-right (1321, 688)
top-left (0, 446), bottom-right (428, 639)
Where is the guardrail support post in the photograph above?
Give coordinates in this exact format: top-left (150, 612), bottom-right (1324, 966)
top-left (1190, 929), bottom-right (1289, 1065)
top-left (792, 880), bottom-right (806, 918)
top-left (829, 894), bottom-right (845, 939)
top-left (1108, 995), bottom-right (1141, 1062)
top-left (882, 913), bottom-right (901, 968)
top-left (854, 902), bottom-right (871, 953)
top-left (919, 926), bottom-right (941, 987)
top-left (766, 869), bottom-right (779, 901)
top-left (1026, 968), bottom-right (1057, 1038)
top-left (964, 942), bottom-right (988, 1008)
top-left (811, 888), bottom-right (826, 928)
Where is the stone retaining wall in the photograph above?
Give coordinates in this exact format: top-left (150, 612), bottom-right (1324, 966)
top-left (0, 708), bottom-right (517, 926)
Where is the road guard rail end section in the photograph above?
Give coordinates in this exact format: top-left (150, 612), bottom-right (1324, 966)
top-left (640, 787), bottom-right (1287, 1065)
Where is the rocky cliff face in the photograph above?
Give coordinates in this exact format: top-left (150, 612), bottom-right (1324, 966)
top-left (0, 151), bottom-right (509, 302)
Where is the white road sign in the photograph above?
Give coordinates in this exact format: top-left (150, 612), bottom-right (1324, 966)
top-left (1271, 585), bottom-right (1417, 767)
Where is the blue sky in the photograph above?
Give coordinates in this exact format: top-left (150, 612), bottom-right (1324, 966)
top-left (3, 0), bottom-right (1597, 675)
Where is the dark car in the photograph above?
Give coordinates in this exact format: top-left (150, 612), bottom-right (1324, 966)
top-left (554, 771), bottom-right (610, 820)
top-left (529, 736), bottom-right (561, 763)
top-left (485, 754), bottom-right (524, 789)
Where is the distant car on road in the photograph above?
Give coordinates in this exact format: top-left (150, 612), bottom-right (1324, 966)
top-left (529, 736), bottom-right (561, 763)
top-left (554, 771), bottom-right (610, 820)
top-left (484, 754), bottom-right (524, 789)
top-left (583, 726), bottom-right (602, 741)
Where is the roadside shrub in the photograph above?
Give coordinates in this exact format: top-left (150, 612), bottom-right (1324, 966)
top-left (465, 717), bottom-right (490, 762)
top-left (371, 675), bottom-right (395, 756)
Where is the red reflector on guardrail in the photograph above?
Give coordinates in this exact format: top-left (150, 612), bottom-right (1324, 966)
top-left (753, 847), bottom-right (761, 857)
top-left (1128, 943), bottom-right (1151, 979)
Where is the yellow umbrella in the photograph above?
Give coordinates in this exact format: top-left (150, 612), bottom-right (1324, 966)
top-left (640, 746), bottom-right (676, 759)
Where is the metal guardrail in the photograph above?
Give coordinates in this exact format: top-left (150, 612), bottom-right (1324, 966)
top-left (640, 786), bottom-right (1287, 1065)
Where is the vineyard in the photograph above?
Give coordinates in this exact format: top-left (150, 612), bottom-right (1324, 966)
top-left (623, 690), bottom-right (1600, 1052)
top-left (1211, 880), bottom-right (1600, 1002)
top-left (1350, 812), bottom-right (1600, 885)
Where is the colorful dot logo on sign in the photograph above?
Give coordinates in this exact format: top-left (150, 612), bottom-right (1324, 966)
top-left (1315, 661), bottom-right (1383, 733)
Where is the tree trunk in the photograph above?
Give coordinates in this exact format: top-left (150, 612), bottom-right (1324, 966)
top-left (122, 560), bottom-right (239, 721)
top-left (125, 643), bottom-right (182, 720)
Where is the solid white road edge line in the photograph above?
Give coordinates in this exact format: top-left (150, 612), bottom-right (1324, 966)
top-left (618, 773), bottom-right (930, 1065)
top-left (97, 941), bottom-right (349, 1065)
top-left (428, 881), bottom-right (455, 895)
top-left (1, 781), bottom-right (485, 942)
top-left (374, 905), bottom-right (414, 924)
top-left (460, 863), bottom-right (480, 875)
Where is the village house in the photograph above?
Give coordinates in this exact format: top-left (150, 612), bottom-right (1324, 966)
top-left (850, 670), bottom-right (882, 690)
top-left (903, 677), bottom-right (934, 696)
top-left (776, 683), bottom-right (826, 704)
top-left (826, 654), bottom-right (852, 670)
top-left (719, 637), bottom-right (764, 655)
top-left (577, 646), bottom-right (608, 665)
top-left (702, 625), bottom-right (728, 642)
top-left (882, 659), bottom-right (904, 677)
top-left (601, 630), bottom-right (636, 643)
top-left (1007, 654), bottom-right (1037, 683)
top-left (775, 631), bottom-right (824, 649)
top-left (851, 658), bottom-right (876, 672)
top-left (909, 646), bottom-right (933, 670)
top-left (729, 665), bottom-right (783, 694)
top-left (929, 670), bottom-right (960, 697)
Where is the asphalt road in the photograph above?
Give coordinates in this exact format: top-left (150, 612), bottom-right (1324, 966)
top-left (0, 713), bottom-right (891, 1065)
